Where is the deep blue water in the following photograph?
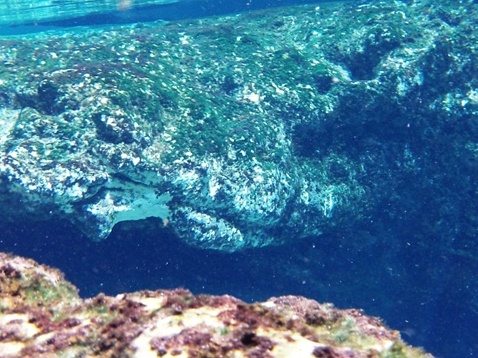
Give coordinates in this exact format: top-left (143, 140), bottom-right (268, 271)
top-left (1, 1), bottom-right (477, 357)
top-left (1, 215), bottom-right (476, 357)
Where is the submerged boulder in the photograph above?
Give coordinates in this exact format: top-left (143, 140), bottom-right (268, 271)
top-left (0, 252), bottom-right (432, 357)
top-left (0, 0), bottom-right (477, 251)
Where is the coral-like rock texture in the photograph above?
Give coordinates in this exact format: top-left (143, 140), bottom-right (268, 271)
top-left (0, 252), bottom-right (432, 357)
top-left (1, 0), bottom-right (477, 251)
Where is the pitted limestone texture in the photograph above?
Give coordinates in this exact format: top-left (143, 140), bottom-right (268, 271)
top-left (0, 252), bottom-right (433, 358)
top-left (1, 0), bottom-right (477, 251)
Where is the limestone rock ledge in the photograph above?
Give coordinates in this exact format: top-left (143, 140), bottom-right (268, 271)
top-left (0, 252), bottom-right (431, 357)
top-left (1, 0), bottom-right (477, 252)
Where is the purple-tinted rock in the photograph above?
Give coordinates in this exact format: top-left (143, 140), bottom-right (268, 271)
top-left (0, 252), bottom-right (432, 357)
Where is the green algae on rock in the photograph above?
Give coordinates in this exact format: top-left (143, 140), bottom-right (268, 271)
top-left (0, 252), bottom-right (432, 357)
top-left (0, 0), bottom-right (478, 251)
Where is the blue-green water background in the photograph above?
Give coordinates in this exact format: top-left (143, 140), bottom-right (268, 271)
top-left (1, 1), bottom-right (475, 357)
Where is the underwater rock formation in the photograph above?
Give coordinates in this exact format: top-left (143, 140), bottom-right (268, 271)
top-left (0, 252), bottom-right (432, 357)
top-left (0, 0), bottom-right (477, 251)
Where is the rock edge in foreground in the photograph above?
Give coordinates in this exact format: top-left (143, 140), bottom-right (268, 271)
top-left (0, 252), bottom-right (432, 357)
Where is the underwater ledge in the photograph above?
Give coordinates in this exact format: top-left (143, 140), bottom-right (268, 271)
top-left (0, 0), bottom-right (477, 252)
top-left (0, 252), bottom-right (432, 357)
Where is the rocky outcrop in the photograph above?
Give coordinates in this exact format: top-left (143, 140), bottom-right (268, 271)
top-left (0, 252), bottom-right (432, 357)
top-left (0, 0), bottom-right (477, 251)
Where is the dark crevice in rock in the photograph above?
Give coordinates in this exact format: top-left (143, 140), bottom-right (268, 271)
top-left (37, 80), bottom-right (60, 115)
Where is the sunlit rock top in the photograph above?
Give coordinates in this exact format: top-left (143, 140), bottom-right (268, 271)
top-left (0, 0), bottom-right (180, 25)
top-left (0, 252), bottom-right (432, 357)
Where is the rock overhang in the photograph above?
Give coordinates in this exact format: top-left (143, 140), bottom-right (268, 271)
top-left (0, 0), bottom-right (476, 251)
